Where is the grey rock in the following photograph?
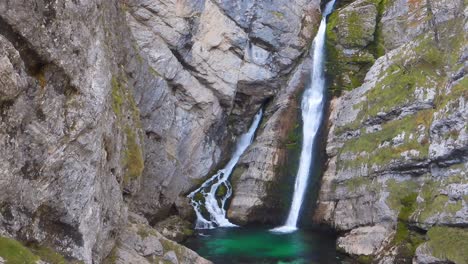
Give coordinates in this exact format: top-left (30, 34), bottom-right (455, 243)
top-left (108, 222), bottom-right (210, 264)
top-left (0, 1), bottom-right (132, 262)
top-left (413, 243), bottom-right (450, 264)
top-left (119, 224), bottom-right (163, 257)
top-left (337, 225), bottom-right (391, 256)
top-left (154, 215), bottom-right (193, 243)
top-left (163, 251), bottom-right (179, 264)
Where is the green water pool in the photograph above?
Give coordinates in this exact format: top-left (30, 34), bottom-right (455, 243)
top-left (184, 226), bottom-right (352, 264)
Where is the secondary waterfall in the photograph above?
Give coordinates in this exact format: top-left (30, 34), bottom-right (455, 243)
top-left (188, 110), bottom-right (263, 229)
top-left (272, 0), bottom-right (336, 233)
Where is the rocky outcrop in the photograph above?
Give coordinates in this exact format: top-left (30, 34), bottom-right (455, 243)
top-left (105, 214), bottom-right (210, 264)
top-left (315, 0), bottom-right (467, 263)
top-left (326, 0), bottom-right (378, 92)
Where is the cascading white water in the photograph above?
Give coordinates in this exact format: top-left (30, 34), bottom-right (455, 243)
top-left (188, 110), bottom-right (263, 229)
top-left (272, 0), bottom-right (336, 233)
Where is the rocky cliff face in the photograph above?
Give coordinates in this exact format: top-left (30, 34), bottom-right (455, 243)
top-left (0, 0), bottom-right (321, 263)
top-left (314, 0), bottom-right (467, 263)
top-left (125, 0), bottom-right (321, 223)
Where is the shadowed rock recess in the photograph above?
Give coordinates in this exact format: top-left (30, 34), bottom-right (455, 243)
top-left (0, 0), bottom-right (321, 263)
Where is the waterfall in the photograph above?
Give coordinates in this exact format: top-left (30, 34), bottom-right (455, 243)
top-left (188, 110), bottom-right (263, 229)
top-left (272, 0), bottom-right (336, 233)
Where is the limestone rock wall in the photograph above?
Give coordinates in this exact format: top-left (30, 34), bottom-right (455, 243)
top-left (0, 0), bottom-right (322, 262)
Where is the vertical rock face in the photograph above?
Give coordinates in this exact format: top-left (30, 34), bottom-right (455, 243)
top-left (315, 0), bottom-right (467, 263)
top-left (0, 1), bottom-right (135, 262)
top-left (0, 0), bottom-right (322, 263)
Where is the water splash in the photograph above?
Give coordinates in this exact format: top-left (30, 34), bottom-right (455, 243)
top-left (272, 0), bottom-right (336, 233)
top-left (188, 110), bottom-right (263, 229)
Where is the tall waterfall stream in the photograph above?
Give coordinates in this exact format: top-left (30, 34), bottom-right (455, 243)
top-left (185, 1), bottom-right (345, 263)
top-left (272, 0), bottom-right (336, 233)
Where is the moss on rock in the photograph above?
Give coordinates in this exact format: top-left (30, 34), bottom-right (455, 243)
top-left (427, 227), bottom-right (468, 264)
top-left (215, 184), bottom-right (227, 198)
top-left (0, 237), bottom-right (39, 264)
top-left (29, 244), bottom-right (66, 264)
top-left (123, 126), bottom-right (144, 184)
top-left (338, 109), bottom-right (432, 171)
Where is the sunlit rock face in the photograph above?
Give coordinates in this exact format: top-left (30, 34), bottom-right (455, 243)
top-left (315, 0), bottom-right (467, 263)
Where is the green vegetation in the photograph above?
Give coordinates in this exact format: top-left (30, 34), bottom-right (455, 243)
top-left (357, 254), bottom-right (373, 264)
top-left (160, 238), bottom-right (184, 260)
top-left (29, 244), bottom-right (66, 264)
top-left (0, 237), bottom-right (39, 264)
top-left (427, 227), bottom-right (468, 264)
top-left (102, 245), bottom-right (119, 264)
top-left (123, 127), bottom-right (144, 184)
top-left (345, 12), bottom-right (365, 46)
top-left (390, 192), bottom-right (425, 260)
top-left (435, 77), bottom-right (468, 112)
top-left (385, 179), bottom-right (419, 212)
top-left (193, 192), bottom-right (205, 203)
top-left (182, 228), bottom-right (194, 237)
top-left (284, 124), bottom-right (301, 150)
top-left (137, 225), bottom-right (157, 239)
top-left (368, 0), bottom-right (387, 57)
top-left (216, 184), bottom-right (227, 198)
top-left (364, 48), bottom-right (442, 117)
top-left (415, 175), bottom-right (465, 222)
top-left (111, 77), bottom-right (124, 117)
top-left (271, 11), bottom-right (284, 19)
top-left (111, 75), bottom-right (142, 129)
top-left (338, 109), bottom-right (432, 170)
top-left (326, 1), bottom-right (380, 94)
top-left (344, 177), bottom-right (381, 193)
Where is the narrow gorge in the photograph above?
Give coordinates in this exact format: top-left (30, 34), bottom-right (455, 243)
top-left (0, 0), bottom-right (466, 264)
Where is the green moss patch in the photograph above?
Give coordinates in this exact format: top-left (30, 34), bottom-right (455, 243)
top-left (0, 237), bottom-right (39, 264)
top-left (29, 244), bottom-right (66, 264)
top-left (415, 174), bottom-right (466, 222)
top-left (427, 227), bottom-right (468, 264)
top-left (271, 11), bottom-right (284, 19)
top-left (123, 127), bottom-right (144, 184)
top-left (215, 184), bottom-right (227, 198)
top-left (338, 109), bottom-right (432, 171)
top-left (102, 244), bottom-right (119, 264)
top-left (326, 0), bottom-right (381, 94)
top-left (390, 192), bottom-right (425, 261)
top-left (111, 77), bottom-right (124, 118)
